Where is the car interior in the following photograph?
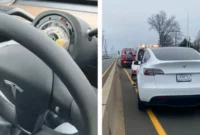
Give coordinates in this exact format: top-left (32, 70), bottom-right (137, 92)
top-left (0, 0), bottom-right (97, 135)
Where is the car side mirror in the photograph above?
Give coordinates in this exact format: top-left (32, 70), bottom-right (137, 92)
top-left (134, 61), bottom-right (141, 65)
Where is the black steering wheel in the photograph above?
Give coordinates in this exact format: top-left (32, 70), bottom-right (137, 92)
top-left (0, 13), bottom-right (97, 135)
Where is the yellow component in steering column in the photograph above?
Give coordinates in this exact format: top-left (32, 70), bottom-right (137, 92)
top-left (56, 39), bottom-right (66, 47)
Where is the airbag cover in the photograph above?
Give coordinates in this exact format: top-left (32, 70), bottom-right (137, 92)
top-left (0, 44), bottom-right (53, 132)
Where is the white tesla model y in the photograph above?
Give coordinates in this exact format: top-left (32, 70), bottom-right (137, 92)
top-left (135, 47), bottom-right (200, 110)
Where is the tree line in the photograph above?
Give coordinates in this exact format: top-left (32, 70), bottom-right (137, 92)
top-left (148, 11), bottom-right (200, 51)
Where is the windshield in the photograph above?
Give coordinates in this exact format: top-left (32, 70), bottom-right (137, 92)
top-left (123, 49), bottom-right (134, 55)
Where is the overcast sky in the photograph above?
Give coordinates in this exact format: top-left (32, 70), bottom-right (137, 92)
top-left (103, 0), bottom-right (200, 53)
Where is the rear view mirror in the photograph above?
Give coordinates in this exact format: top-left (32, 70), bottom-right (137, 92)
top-left (118, 51), bottom-right (120, 55)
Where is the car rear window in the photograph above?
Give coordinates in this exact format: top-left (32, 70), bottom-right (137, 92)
top-left (151, 48), bottom-right (200, 61)
top-left (123, 49), bottom-right (134, 55)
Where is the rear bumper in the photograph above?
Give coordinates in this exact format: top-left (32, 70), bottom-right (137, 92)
top-left (139, 87), bottom-right (200, 105)
top-left (148, 95), bottom-right (200, 107)
top-left (131, 70), bottom-right (137, 75)
top-left (121, 60), bottom-right (132, 66)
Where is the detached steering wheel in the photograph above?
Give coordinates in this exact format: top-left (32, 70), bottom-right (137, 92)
top-left (0, 13), bottom-right (97, 135)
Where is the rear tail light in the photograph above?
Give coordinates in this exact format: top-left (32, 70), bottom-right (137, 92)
top-left (132, 70), bottom-right (136, 74)
top-left (144, 68), bottom-right (164, 76)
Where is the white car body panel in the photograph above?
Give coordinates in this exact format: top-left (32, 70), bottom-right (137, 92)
top-left (137, 48), bottom-right (200, 103)
top-left (131, 48), bottom-right (144, 74)
top-left (131, 61), bottom-right (140, 73)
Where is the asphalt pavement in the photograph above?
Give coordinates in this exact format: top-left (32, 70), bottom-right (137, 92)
top-left (121, 67), bottom-right (200, 135)
top-left (102, 59), bottom-right (115, 73)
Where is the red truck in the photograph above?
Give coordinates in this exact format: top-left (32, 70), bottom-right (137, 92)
top-left (119, 48), bottom-right (136, 67)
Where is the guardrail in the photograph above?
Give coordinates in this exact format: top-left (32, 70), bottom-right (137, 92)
top-left (102, 61), bottom-right (125, 135)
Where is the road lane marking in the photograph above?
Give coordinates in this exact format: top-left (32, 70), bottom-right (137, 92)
top-left (102, 60), bottom-right (115, 78)
top-left (123, 68), bottom-right (138, 93)
top-left (147, 109), bottom-right (167, 135)
top-left (123, 68), bottom-right (167, 135)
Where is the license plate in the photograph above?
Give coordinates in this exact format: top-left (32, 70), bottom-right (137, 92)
top-left (176, 74), bottom-right (192, 82)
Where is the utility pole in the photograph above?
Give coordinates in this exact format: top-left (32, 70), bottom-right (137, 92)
top-left (104, 39), bottom-right (108, 56)
top-left (110, 45), bottom-right (114, 54)
top-left (102, 30), bottom-right (108, 56)
top-left (187, 12), bottom-right (189, 47)
top-left (110, 45), bottom-right (114, 58)
top-left (189, 37), bottom-right (191, 48)
top-left (102, 30), bottom-right (105, 52)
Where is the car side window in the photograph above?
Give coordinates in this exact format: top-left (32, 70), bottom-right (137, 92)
top-left (138, 49), bottom-right (145, 61)
top-left (142, 51), bottom-right (150, 64)
top-left (142, 53), bottom-right (146, 63)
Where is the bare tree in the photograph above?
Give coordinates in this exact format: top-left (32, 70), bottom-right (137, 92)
top-left (196, 30), bottom-right (200, 40)
top-left (148, 11), bottom-right (182, 46)
top-left (193, 30), bottom-right (200, 51)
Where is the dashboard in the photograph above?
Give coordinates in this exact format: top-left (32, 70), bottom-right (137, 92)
top-left (0, 4), bottom-right (98, 87)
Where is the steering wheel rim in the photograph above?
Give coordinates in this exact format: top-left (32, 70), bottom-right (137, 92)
top-left (0, 13), bottom-right (97, 135)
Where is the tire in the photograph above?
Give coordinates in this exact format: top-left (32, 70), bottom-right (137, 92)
top-left (138, 95), bottom-right (146, 111)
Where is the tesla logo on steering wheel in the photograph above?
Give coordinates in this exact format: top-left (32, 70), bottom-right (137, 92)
top-left (4, 80), bottom-right (24, 99)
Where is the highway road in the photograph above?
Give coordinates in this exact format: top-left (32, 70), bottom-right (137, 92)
top-left (102, 59), bottom-right (115, 73)
top-left (102, 60), bottom-right (200, 135)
